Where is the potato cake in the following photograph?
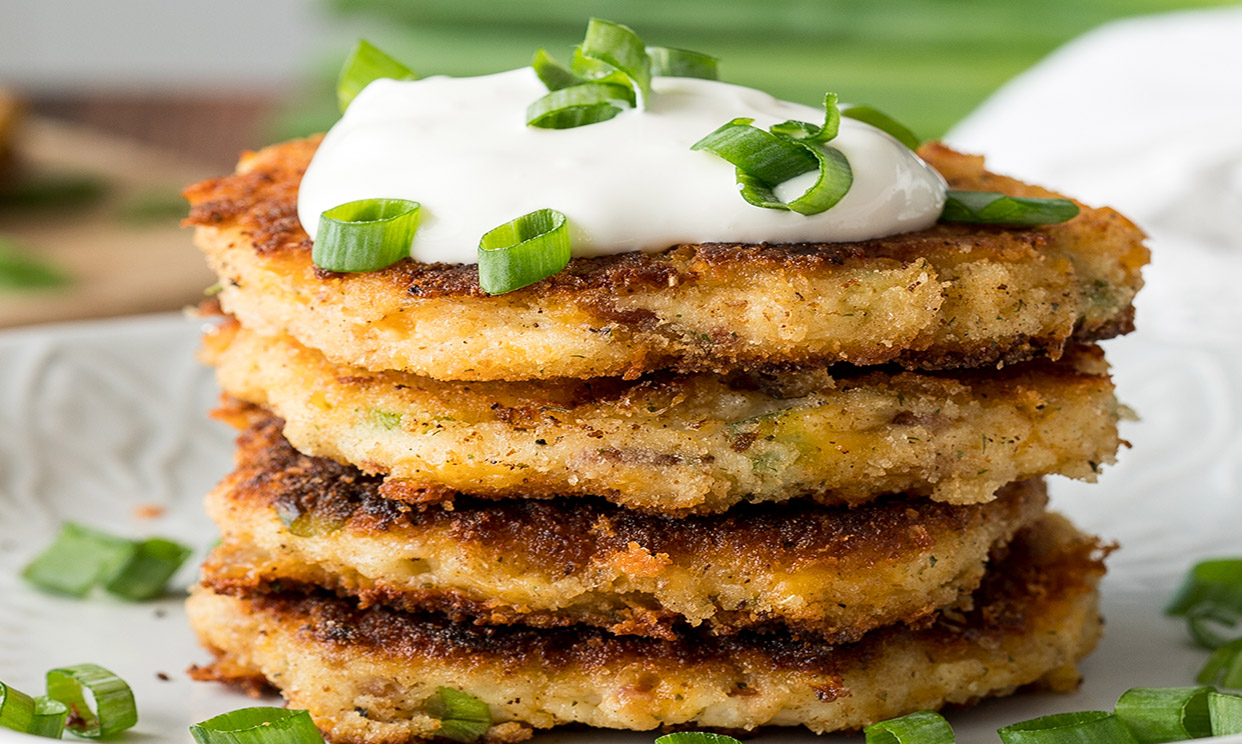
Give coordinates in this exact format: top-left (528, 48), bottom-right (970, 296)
top-left (200, 415), bottom-right (1048, 642)
top-left (188, 514), bottom-right (1106, 744)
top-left (184, 139), bottom-right (1147, 382)
top-left (205, 318), bottom-right (1123, 513)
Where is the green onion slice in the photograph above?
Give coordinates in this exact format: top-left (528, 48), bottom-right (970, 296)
top-left (999, 711), bottom-right (1138, 744)
top-left (770, 93), bottom-right (842, 145)
top-left (1167, 559), bottom-right (1242, 617)
top-left (941, 190), bottom-right (1080, 226)
top-left (656, 733), bottom-right (744, 744)
top-left (692, 119), bottom-right (818, 185)
top-left (425, 687), bottom-right (491, 743)
top-left (46, 663), bottom-right (137, 739)
top-left (22, 522), bottom-right (137, 598)
top-left (31, 697), bottom-right (69, 739)
top-left (1115, 686), bottom-right (1213, 742)
top-left (531, 48), bottom-right (584, 92)
top-left (646, 46), bottom-right (719, 80)
top-left (1209, 692), bottom-right (1242, 736)
top-left (190, 707), bottom-right (325, 744)
top-left (104, 537), bottom-right (193, 601)
top-left (313, 198), bottom-right (421, 273)
top-left (477, 208), bottom-right (571, 295)
top-left (841, 105), bottom-right (922, 150)
top-left (693, 118), bottom-right (853, 215)
top-left (273, 498), bottom-right (346, 539)
top-left (1198, 638), bottom-right (1242, 688)
top-left (864, 710), bottom-right (956, 744)
top-left (526, 82), bottom-right (634, 129)
top-left (579, 19), bottom-right (651, 106)
top-left (337, 39), bottom-right (417, 113)
top-left (0, 681), bottom-right (36, 735)
top-left (1188, 603), bottom-right (1242, 650)
top-left (22, 522), bottom-right (191, 601)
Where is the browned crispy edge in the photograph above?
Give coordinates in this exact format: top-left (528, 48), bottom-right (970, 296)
top-left (201, 413), bottom-right (1047, 641)
top-left (191, 515), bottom-right (1107, 682)
top-left (183, 138), bottom-right (1142, 373)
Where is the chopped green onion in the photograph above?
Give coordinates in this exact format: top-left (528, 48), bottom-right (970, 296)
top-left (104, 537), bottom-right (193, 601)
top-left (692, 116), bottom-right (853, 215)
top-left (274, 499), bottom-right (346, 538)
top-left (1167, 559), bottom-right (1242, 617)
top-left (531, 48), bottom-right (584, 92)
top-left (0, 235), bottom-right (69, 290)
top-left (30, 697), bottom-right (68, 739)
top-left (940, 190), bottom-right (1080, 226)
top-left (999, 711), bottom-right (1138, 744)
top-left (1187, 604), bottom-right (1242, 650)
top-left (1198, 638), bottom-right (1242, 688)
top-left (190, 707), bottom-right (325, 744)
top-left (526, 82), bottom-right (634, 129)
top-left (841, 105), bottom-right (922, 150)
top-left (692, 118), bottom-right (818, 186)
top-left (579, 19), bottom-right (651, 106)
top-left (313, 198), bottom-right (421, 273)
top-left (0, 681), bottom-right (36, 735)
top-left (770, 93), bottom-right (842, 145)
top-left (646, 46), bottom-right (718, 80)
top-left (337, 39), bottom-right (417, 113)
top-left (22, 522), bottom-right (191, 601)
top-left (1209, 692), bottom-right (1242, 736)
top-left (864, 710), bottom-right (956, 744)
top-left (655, 733), bottom-right (743, 744)
top-left (22, 522), bottom-right (137, 597)
top-left (477, 208), bottom-right (570, 295)
top-left (1115, 687), bottom-right (1213, 742)
top-left (425, 687), bottom-right (491, 743)
top-left (46, 663), bottom-right (137, 739)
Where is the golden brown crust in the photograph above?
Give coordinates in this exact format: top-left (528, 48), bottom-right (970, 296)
top-left (186, 515), bottom-right (1107, 742)
top-left (185, 138), bottom-right (1148, 381)
top-left (203, 316), bottom-right (1123, 513)
top-left (199, 414), bottom-right (1048, 642)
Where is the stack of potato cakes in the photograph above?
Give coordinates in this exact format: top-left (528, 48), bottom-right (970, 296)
top-left (183, 137), bottom-right (1147, 744)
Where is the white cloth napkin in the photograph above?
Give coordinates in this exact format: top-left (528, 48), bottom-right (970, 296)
top-left (945, 7), bottom-right (1242, 590)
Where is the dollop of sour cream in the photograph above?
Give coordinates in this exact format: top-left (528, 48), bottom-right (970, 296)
top-left (298, 68), bottom-right (947, 264)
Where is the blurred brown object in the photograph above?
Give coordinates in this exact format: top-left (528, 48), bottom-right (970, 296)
top-left (0, 117), bottom-right (221, 328)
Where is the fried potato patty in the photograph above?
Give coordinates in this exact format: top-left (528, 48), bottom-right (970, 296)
top-left (188, 515), bottom-right (1105, 744)
top-left (184, 139), bottom-right (1147, 382)
top-left (204, 317), bottom-right (1122, 512)
top-left (200, 415), bottom-right (1049, 641)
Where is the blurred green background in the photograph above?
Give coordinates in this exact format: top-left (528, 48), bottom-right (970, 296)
top-left (277, 0), bottom-right (1239, 142)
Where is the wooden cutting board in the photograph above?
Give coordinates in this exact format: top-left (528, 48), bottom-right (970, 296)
top-left (0, 117), bottom-right (224, 328)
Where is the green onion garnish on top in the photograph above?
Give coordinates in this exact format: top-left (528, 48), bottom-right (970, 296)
top-left (998, 711), bottom-right (1138, 744)
top-left (580, 19), bottom-right (651, 106)
top-left (940, 190), bottom-right (1080, 226)
top-left (646, 46), bottom-right (719, 80)
top-left (45, 663), bottom-right (138, 739)
top-left (1114, 687), bottom-right (1214, 742)
top-left (864, 710), bottom-right (956, 744)
top-left (527, 19), bottom-right (714, 129)
top-left (692, 94), bottom-right (854, 216)
top-left (190, 707), bottom-right (326, 744)
top-left (477, 208), bottom-right (570, 295)
top-left (841, 105), bottom-right (922, 150)
top-left (337, 39), bottom-right (417, 113)
top-left (313, 198), bottom-right (421, 273)
top-left (425, 687), bottom-right (491, 743)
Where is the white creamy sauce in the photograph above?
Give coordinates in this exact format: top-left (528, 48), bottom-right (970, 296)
top-left (298, 68), bottom-right (947, 264)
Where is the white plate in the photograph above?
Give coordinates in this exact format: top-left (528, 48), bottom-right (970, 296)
top-left (1, 312), bottom-right (1240, 744)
